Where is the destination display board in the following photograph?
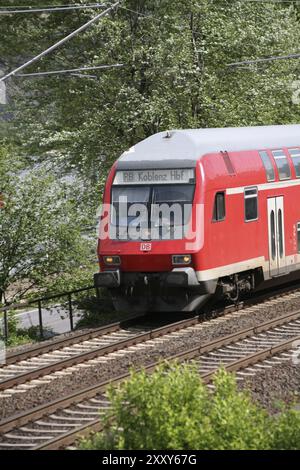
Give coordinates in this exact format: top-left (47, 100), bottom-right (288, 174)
top-left (113, 169), bottom-right (195, 185)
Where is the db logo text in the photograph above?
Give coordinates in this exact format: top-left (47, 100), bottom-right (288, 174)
top-left (140, 243), bottom-right (152, 252)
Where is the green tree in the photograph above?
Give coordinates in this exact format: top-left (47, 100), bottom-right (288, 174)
top-left (80, 364), bottom-right (300, 450)
top-left (1, 1), bottom-right (300, 304)
top-left (1, 0), bottom-right (300, 183)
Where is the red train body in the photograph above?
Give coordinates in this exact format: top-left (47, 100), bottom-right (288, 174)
top-left (94, 125), bottom-right (300, 312)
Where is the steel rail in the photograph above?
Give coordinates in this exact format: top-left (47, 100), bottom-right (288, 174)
top-left (33, 333), bottom-right (300, 450)
top-left (0, 316), bottom-right (199, 391)
top-left (1, 308), bottom-right (300, 443)
top-left (4, 315), bottom-right (144, 365)
top-left (2, 282), bottom-right (300, 391)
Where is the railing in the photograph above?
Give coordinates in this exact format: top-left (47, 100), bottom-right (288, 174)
top-left (0, 285), bottom-right (101, 342)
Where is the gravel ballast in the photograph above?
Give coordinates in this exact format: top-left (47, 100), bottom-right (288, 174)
top-left (1, 291), bottom-right (300, 419)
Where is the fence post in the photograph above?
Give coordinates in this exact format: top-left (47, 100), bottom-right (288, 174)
top-left (68, 293), bottom-right (74, 331)
top-left (38, 300), bottom-right (44, 339)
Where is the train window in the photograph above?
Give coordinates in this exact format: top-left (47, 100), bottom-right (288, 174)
top-left (259, 151), bottom-right (275, 182)
top-left (152, 185), bottom-right (194, 226)
top-left (298, 223), bottom-right (300, 253)
top-left (153, 185), bottom-right (194, 204)
top-left (272, 150), bottom-right (291, 180)
top-left (111, 187), bottom-right (151, 227)
top-left (111, 184), bottom-right (195, 240)
top-left (289, 149), bottom-right (300, 178)
top-left (244, 188), bottom-right (258, 222)
top-left (213, 192), bottom-right (226, 222)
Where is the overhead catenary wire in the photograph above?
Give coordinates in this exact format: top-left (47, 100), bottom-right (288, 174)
top-left (0, 3), bottom-right (106, 15)
top-left (118, 5), bottom-right (162, 21)
top-left (228, 52), bottom-right (300, 68)
top-left (1, 0), bottom-right (298, 16)
top-left (0, 1), bottom-right (121, 83)
top-left (16, 63), bottom-right (124, 77)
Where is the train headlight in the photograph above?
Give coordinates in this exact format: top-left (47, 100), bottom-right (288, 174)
top-left (103, 256), bottom-right (121, 266)
top-left (172, 254), bottom-right (192, 265)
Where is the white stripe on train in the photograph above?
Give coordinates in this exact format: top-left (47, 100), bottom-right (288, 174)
top-left (227, 178), bottom-right (300, 195)
top-left (195, 254), bottom-right (300, 282)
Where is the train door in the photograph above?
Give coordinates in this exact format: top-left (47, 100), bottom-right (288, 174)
top-left (267, 196), bottom-right (286, 276)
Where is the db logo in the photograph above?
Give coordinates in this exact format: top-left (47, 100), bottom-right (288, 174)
top-left (140, 243), bottom-right (152, 252)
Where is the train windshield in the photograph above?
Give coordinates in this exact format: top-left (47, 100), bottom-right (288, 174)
top-left (111, 184), bottom-right (194, 240)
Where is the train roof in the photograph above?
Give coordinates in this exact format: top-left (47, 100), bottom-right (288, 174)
top-left (117, 124), bottom-right (300, 169)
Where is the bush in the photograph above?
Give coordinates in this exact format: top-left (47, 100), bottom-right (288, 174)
top-left (80, 364), bottom-right (300, 450)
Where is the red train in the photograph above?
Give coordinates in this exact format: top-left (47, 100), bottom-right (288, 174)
top-left (94, 125), bottom-right (300, 313)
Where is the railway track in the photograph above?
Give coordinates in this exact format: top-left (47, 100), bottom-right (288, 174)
top-left (0, 315), bottom-right (201, 392)
top-left (2, 281), bottom-right (300, 394)
top-left (0, 308), bottom-right (299, 450)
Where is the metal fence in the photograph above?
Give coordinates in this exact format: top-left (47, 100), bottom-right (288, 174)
top-left (0, 285), bottom-right (100, 342)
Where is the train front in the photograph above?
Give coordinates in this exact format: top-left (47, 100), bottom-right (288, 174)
top-left (94, 131), bottom-right (208, 313)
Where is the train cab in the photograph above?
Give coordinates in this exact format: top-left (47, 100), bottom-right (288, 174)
top-left (94, 125), bottom-right (300, 313)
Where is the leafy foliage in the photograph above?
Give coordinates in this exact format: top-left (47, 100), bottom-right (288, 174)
top-left (1, 312), bottom-right (50, 347)
top-left (1, 0), bottom-right (300, 181)
top-left (80, 364), bottom-right (300, 450)
top-left (0, 147), bottom-right (93, 304)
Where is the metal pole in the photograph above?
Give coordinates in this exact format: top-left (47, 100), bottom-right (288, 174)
top-left (68, 294), bottom-right (74, 331)
top-left (0, 1), bottom-right (120, 83)
top-left (38, 300), bottom-right (44, 339)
